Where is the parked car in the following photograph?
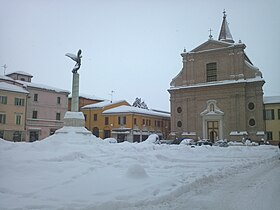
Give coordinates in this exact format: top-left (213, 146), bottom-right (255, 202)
top-left (213, 140), bottom-right (229, 147)
top-left (218, 142), bottom-right (229, 147)
top-left (196, 140), bottom-right (212, 146)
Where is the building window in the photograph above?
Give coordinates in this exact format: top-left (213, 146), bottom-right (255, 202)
top-left (206, 62), bottom-right (217, 82)
top-left (56, 113), bottom-right (61, 120)
top-left (15, 114), bottom-right (22, 125)
top-left (57, 97), bottom-right (61, 104)
top-left (94, 114), bottom-right (97, 121)
top-left (177, 121), bottom-right (182, 127)
top-left (134, 118), bottom-right (137, 125)
top-left (0, 96), bottom-right (7, 104)
top-left (142, 119), bottom-right (145, 125)
top-left (266, 131), bottom-right (273, 141)
top-left (249, 118), bottom-right (255, 127)
top-left (0, 114), bottom-right (6, 124)
top-left (278, 109), bottom-right (280, 120)
top-left (264, 109), bottom-right (274, 120)
top-left (105, 117), bottom-right (109, 125)
top-left (32, 111), bottom-right (38, 119)
top-left (15, 98), bottom-right (25, 106)
top-left (118, 116), bottom-right (126, 125)
top-left (34, 93), bottom-right (38, 102)
top-left (248, 102), bottom-right (255, 110)
top-left (177, 107), bottom-right (182, 113)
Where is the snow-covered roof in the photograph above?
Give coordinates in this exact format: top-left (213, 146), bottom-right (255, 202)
top-left (103, 105), bottom-right (170, 118)
top-left (69, 93), bottom-right (105, 101)
top-left (263, 96), bottom-right (280, 104)
top-left (6, 71), bottom-right (33, 77)
top-left (81, 100), bottom-right (128, 109)
top-left (16, 80), bottom-right (69, 94)
top-left (169, 77), bottom-right (265, 90)
top-left (0, 74), bottom-right (15, 82)
top-left (0, 82), bottom-right (29, 94)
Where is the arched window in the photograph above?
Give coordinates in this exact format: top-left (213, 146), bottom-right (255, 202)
top-left (206, 63), bottom-right (217, 82)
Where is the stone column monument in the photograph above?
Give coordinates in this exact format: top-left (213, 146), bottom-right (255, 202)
top-left (56, 49), bottom-right (91, 134)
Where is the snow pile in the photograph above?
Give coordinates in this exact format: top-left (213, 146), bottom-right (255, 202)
top-left (0, 134), bottom-right (279, 210)
top-left (143, 133), bottom-right (160, 144)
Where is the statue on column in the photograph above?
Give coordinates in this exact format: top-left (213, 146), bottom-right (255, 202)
top-left (66, 49), bottom-right (82, 73)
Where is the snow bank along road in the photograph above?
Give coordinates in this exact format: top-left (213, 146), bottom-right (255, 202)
top-left (0, 134), bottom-right (279, 210)
top-left (125, 156), bottom-right (280, 210)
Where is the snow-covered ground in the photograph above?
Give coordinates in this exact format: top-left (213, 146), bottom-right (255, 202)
top-left (0, 130), bottom-right (279, 210)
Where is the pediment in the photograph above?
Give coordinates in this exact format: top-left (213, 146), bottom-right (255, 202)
top-left (191, 40), bottom-right (233, 53)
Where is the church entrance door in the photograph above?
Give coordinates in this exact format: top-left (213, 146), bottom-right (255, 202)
top-left (207, 121), bottom-right (219, 142)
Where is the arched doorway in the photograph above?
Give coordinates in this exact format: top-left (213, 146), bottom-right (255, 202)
top-left (92, 127), bottom-right (99, 137)
top-left (207, 121), bottom-right (219, 142)
top-left (201, 100), bottom-right (224, 141)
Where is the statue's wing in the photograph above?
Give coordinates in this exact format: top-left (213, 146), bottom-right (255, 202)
top-left (65, 53), bottom-right (78, 62)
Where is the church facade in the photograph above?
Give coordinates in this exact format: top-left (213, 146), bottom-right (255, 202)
top-left (168, 12), bottom-right (265, 142)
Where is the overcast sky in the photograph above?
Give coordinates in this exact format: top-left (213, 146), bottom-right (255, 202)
top-left (1, 0), bottom-right (280, 111)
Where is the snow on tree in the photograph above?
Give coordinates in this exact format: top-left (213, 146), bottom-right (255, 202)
top-left (132, 97), bottom-right (148, 109)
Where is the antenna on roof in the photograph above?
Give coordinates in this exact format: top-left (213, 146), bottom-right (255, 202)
top-left (109, 90), bottom-right (115, 103)
top-left (2, 64), bottom-right (7, 75)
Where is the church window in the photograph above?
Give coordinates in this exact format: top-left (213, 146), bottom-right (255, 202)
top-left (206, 63), bottom-right (217, 82)
top-left (177, 121), bottom-right (182, 127)
top-left (177, 107), bottom-right (182, 113)
top-left (248, 102), bottom-right (255, 110)
top-left (249, 118), bottom-right (255, 127)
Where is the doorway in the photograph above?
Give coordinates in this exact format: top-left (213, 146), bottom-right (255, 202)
top-left (207, 121), bottom-right (219, 142)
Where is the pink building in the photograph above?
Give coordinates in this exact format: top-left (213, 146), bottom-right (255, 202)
top-left (1, 71), bottom-right (69, 141)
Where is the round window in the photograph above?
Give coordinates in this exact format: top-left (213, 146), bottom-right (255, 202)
top-left (177, 107), bottom-right (182, 113)
top-left (248, 102), bottom-right (255, 110)
top-left (249, 118), bottom-right (255, 126)
top-left (177, 121), bottom-right (182, 127)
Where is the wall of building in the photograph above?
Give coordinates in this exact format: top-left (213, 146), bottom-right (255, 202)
top-left (82, 101), bottom-right (130, 138)
top-left (264, 103), bottom-right (280, 144)
top-left (0, 89), bottom-right (27, 141)
top-left (170, 81), bottom-right (265, 141)
top-left (26, 88), bottom-right (68, 141)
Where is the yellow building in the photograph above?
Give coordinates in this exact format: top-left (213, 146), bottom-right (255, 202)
top-left (0, 82), bottom-right (29, 141)
top-left (81, 100), bottom-right (130, 138)
top-left (81, 100), bottom-right (171, 142)
top-left (264, 96), bottom-right (280, 145)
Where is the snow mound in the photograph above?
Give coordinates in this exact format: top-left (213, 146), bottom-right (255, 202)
top-left (143, 134), bottom-right (160, 144)
top-left (126, 164), bottom-right (149, 179)
top-left (180, 138), bottom-right (195, 145)
top-left (103, 138), bottom-right (118, 143)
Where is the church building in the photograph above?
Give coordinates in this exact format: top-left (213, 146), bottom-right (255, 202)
top-left (168, 11), bottom-right (265, 142)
